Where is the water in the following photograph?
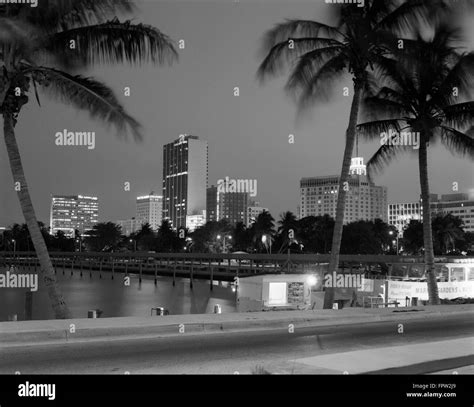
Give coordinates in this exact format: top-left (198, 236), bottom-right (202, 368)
top-left (0, 268), bottom-right (237, 321)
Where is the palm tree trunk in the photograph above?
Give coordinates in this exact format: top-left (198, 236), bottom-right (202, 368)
top-left (323, 80), bottom-right (363, 309)
top-left (418, 139), bottom-right (440, 305)
top-left (3, 113), bottom-right (70, 319)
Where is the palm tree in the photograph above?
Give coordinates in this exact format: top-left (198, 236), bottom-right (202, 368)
top-left (357, 25), bottom-right (474, 304)
top-left (0, 1), bottom-right (178, 318)
top-left (257, 0), bottom-right (439, 308)
top-left (250, 210), bottom-right (275, 253)
top-left (84, 222), bottom-right (123, 252)
top-left (432, 213), bottom-right (465, 254)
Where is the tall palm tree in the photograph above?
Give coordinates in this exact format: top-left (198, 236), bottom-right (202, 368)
top-left (0, 1), bottom-right (178, 318)
top-left (277, 211), bottom-right (298, 236)
top-left (357, 25), bottom-right (474, 304)
top-left (257, 0), bottom-right (440, 308)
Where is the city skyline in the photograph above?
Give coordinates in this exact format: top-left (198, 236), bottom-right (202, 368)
top-left (1, 1), bottom-right (472, 227)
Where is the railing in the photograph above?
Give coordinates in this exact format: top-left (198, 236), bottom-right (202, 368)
top-left (1, 251), bottom-right (471, 287)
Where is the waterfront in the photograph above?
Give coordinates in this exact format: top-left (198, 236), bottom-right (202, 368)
top-left (0, 269), bottom-right (236, 321)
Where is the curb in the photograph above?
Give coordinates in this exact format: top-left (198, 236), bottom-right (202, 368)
top-left (1, 307), bottom-right (473, 348)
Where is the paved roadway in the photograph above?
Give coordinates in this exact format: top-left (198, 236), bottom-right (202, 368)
top-left (1, 313), bottom-right (472, 374)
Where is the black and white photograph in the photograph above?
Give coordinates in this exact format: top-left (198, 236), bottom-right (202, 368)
top-left (0, 0), bottom-right (473, 403)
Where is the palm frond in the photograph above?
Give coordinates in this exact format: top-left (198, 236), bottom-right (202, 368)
top-left (435, 53), bottom-right (474, 104)
top-left (360, 96), bottom-right (410, 122)
top-left (12, 0), bottom-right (135, 31)
top-left (260, 19), bottom-right (342, 55)
top-left (257, 38), bottom-right (343, 82)
top-left (440, 125), bottom-right (474, 157)
top-left (284, 46), bottom-right (345, 93)
top-left (357, 119), bottom-right (405, 140)
top-left (366, 142), bottom-right (411, 177)
top-left (290, 53), bottom-right (348, 111)
top-left (25, 66), bottom-right (142, 140)
top-left (42, 19), bottom-right (178, 68)
top-left (442, 102), bottom-right (474, 128)
top-left (375, 0), bottom-right (445, 35)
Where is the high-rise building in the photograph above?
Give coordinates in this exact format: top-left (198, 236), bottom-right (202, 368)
top-left (299, 157), bottom-right (388, 223)
top-left (206, 184), bottom-right (249, 225)
top-left (206, 185), bottom-right (218, 223)
top-left (136, 193), bottom-right (162, 230)
top-left (50, 195), bottom-right (99, 237)
top-left (162, 135), bottom-right (208, 229)
top-left (431, 193), bottom-right (474, 233)
top-left (388, 202), bottom-right (422, 233)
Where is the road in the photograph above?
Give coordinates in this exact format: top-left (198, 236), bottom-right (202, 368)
top-left (1, 313), bottom-right (472, 374)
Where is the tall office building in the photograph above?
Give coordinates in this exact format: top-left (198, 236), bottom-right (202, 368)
top-left (162, 135), bottom-right (208, 229)
top-left (388, 202), bottom-right (422, 233)
top-left (50, 195), bottom-right (99, 237)
top-left (299, 157), bottom-right (388, 223)
top-left (136, 193), bottom-right (162, 230)
top-left (206, 184), bottom-right (249, 225)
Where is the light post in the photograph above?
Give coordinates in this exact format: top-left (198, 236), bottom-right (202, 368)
top-left (130, 238), bottom-right (137, 252)
top-left (389, 231), bottom-right (399, 255)
top-left (12, 239), bottom-right (16, 254)
top-left (217, 234), bottom-right (232, 253)
top-left (261, 234), bottom-right (272, 254)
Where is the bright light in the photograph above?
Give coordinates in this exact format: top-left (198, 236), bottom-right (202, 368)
top-left (261, 235), bottom-right (267, 243)
top-left (389, 231), bottom-right (394, 235)
top-left (228, 236), bottom-right (232, 240)
top-left (217, 235), bottom-right (221, 240)
top-left (306, 275), bottom-right (317, 287)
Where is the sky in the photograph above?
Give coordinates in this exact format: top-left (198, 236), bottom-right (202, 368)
top-left (0, 0), bottom-right (473, 227)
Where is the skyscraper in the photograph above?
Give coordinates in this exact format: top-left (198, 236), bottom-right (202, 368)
top-left (162, 135), bottom-right (208, 229)
top-left (206, 184), bottom-right (249, 225)
top-left (299, 157), bottom-right (387, 223)
top-left (50, 195), bottom-right (99, 237)
top-left (136, 193), bottom-right (162, 230)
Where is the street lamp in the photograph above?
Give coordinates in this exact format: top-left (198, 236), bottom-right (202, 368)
top-left (217, 235), bottom-right (232, 253)
top-left (389, 231), bottom-right (399, 255)
top-left (12, 239), bottom-right (16, 254)
top-left (261, 234), bottom-right (272, 254)
top-left (129, 238), bottom-right (137, 252)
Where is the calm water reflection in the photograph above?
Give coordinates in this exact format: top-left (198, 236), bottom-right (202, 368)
top-left (0, 268), bottom-right (237, 321)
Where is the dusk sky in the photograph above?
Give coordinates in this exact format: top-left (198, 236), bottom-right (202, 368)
top-left (1, 0), bottom-right (473, 227)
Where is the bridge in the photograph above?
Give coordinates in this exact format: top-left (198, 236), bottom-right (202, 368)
top-left (1, 251), bottom-right (469, 288)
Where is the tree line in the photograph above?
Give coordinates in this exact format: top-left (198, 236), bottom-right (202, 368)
top-left (2, 211), bottom-right (472, 256)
